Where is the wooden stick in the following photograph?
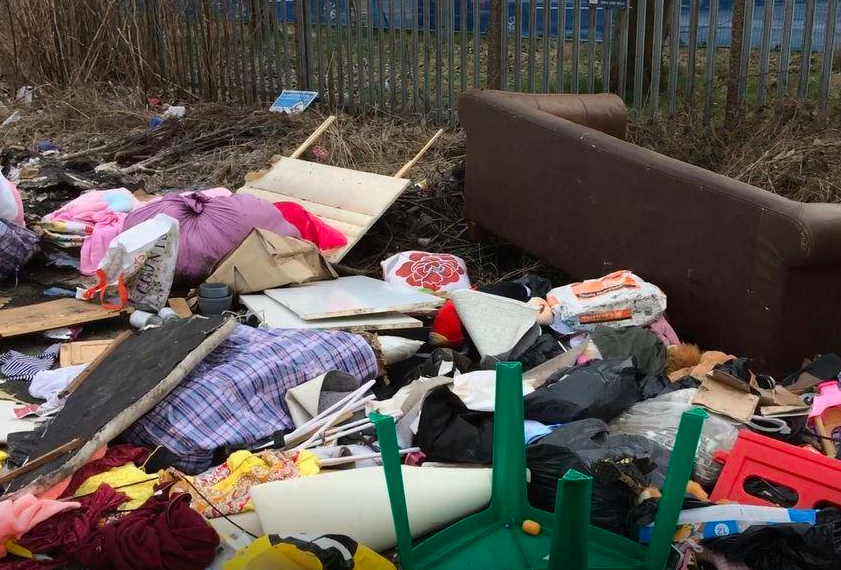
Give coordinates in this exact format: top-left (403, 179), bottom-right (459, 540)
top-left (57, 330), bottom-right (132, 399)
top-left (394, 128), bottom-right (445, 179)
top-left (0, 438), bottom-right (82, 487)
top-left (290, 115), bottom-right (337, 159)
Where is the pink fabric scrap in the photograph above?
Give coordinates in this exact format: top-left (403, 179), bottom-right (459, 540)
top-left (0, 495), bottom-right (81, 558)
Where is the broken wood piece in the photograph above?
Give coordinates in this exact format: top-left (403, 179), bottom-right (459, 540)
top-left (0, 439), bottom-right (82, 488)
top-left (393, 128), bottom-right (445, 179)
top-left (290, 115), bottom-right (337, 159)
top-left (238, 158), bottom-right (411, 263)
top-left (0, 299), bottom-right (129, 339)
top-left (59, 339), bottom-right (115, 367)
top-left (57, 331), bottom-right (132, 399)
top-left (168, 298), bottom-right (193, 318)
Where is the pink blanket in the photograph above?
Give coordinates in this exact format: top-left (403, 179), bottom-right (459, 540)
top-left (43, 189), bottom-right (139, 276)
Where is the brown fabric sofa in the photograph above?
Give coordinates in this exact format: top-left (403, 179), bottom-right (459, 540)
top-left (458, 89), bottom-right (841, 375)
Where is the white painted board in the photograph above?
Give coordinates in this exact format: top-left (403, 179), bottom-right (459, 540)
top-left (241, 294), bottom-right (422, 331)
top-left (251, 465), bottom-right (492, 551)
top-left (237, 157), bottom-right (411, 263)
top-left (264, 275), bottom-right (442, 320)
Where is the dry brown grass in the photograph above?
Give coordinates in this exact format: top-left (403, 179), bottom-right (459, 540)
top-left (629, 100), bottom-right (841, 203)
top-left (0, 85), bottom-right (462, 191)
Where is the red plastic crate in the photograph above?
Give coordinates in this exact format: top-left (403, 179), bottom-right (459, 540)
top-left (710, 429), bottom-right (841, 509)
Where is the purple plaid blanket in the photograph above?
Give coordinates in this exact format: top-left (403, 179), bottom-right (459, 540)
top-left (124, 325), bottom-right (377, 473)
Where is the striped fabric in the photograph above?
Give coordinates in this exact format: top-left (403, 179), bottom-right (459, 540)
top-left (124, 325), bottom-right (377, 474)
top-left (0, 344), bottom-right (60, 382)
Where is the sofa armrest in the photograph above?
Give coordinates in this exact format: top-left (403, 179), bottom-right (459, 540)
top-left (458, 89), bottom-right (627, 140)
top-left (796, 203), bottom-right (841, 267)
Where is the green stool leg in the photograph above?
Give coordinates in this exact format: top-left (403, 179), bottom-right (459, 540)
top-left (371, 412), bottom-right (416, 570)
top-left (547, 469), bottom-right (592, 570)
top-left (489, 361), bottom-right (528, 521)
top-left (644, 408), bottom-right (707, 570)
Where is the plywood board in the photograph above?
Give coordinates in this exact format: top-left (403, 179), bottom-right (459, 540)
top-left (59, 339), bottom-right (114, 367)
top-left (241, 294), bottom-right (422, 331)
top-left (0, 299), bottom-right (128, 338)
top-left (264, 276), bottom-right (442, 320)
top-left (237, 157), bottom-right (411, 263)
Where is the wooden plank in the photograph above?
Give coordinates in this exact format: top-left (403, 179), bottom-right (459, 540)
top-left (0, 299), bottom-right (128, 339)
top-left (0, 439), bottom-right (82, 488)
top-left (59, 339), bottom-right (115, 367)
top-left (168, 298), bottom-right (193, 319)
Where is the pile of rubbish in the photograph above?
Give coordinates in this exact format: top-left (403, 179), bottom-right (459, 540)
top-left (1, 115), bottom-right (840, 570)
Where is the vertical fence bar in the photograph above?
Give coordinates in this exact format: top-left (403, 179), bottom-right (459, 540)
top-left (686, 0), bottom-right (699, 97)
top-left (737, 0), bottom-right (754, 104)
top-left (617, 7), bottom-right (629, 99)
top-left (327, 0), bottom-right (337, 106)
top-left (357, 0), bottom-right (366, 114)
top-left (409, 0), bottom-right (420, 107)
top-left (436, 0), bottom-right (443, 119)
top-left (390, 0), bottom-right (397, 107)
top-left (778, 0), bottom-right (794, 97)
top-left (573, 0), bottom-right (581, 92)
top-left (515, 0), bottom-right (523, 90)
top-left (264, 0), bottom-right (278, 100)
top-left (667, 0), bottom-right (679, 112)
top-left (473, 0), bottom-right (480, 87)
top-left (281, 0), bottom-right (292, 88)
top-left (378, 0), bottom-right (386, 108)
top-left (529, 0), bottom-right (537, 91)
top-left (335, 0), bottom-right (345, 107)
top-left (798, 0), bottom-right (816, 98)
top-left (315, 0), bottom-right (326, 100)
top-left (367, 0), bottom-right (376, 108)
top-left (603, 9), bottom-right (612, 93)
top-left (423, 0), bottom-right (430, 111)
top-left (461, 0), bottom-right (468, 92)
top-left (703, 0), bottom-right (719, 122)
top-left (649, 0), bottom-right (664, 113)
top-left (448, 0), bottom-right (455, 121)
top-left (557, 0), bottom-right (566, 92)
top-left (502, 0), bottom-right (509, 89)
top-left (543, 0), bottom-right (551, 91)
top-left (587, 6), bottom-right (596, 93)
top-left (633, 0), bottom-right (647, 110)
top-left (400, 0), bottom-right (408, 106)
top-left (757, 0), bottom-right (775, 104)
top-left (820, 0), bottom-right (838, 107)
top-left (344, 0), bottom-right (355, 111)
top-left (267, 1), bottom-right (282, 96)
top-left (235, 0), bottom-right (252, 102)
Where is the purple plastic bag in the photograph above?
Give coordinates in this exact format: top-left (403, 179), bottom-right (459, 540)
top-left (123, 192), bottom-right (299, 283)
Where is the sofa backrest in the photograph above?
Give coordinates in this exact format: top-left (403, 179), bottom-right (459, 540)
top-left (459, 89), bottom-right (841, 373)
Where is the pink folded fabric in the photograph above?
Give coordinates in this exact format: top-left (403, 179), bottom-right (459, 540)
top-left (0, 495), bottom-right (81, 557)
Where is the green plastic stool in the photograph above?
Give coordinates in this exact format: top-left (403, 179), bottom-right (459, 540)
top-left (371, 361), bottom-right (707, 570)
